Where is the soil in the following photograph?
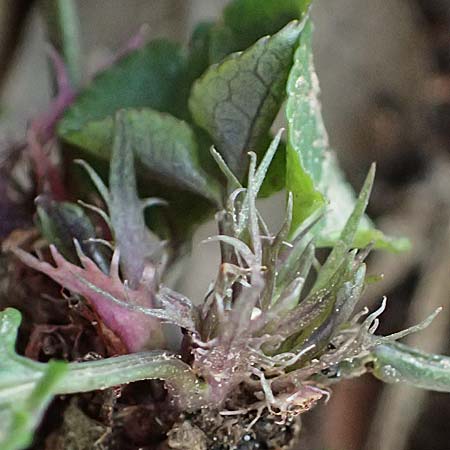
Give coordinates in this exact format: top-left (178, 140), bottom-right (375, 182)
top-left (168, 410), bottom-right (301, 450)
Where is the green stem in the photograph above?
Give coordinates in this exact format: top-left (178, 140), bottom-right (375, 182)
top-left (62, 352), bottom-right (208, 408)
top-left (3, 351), bottom-right (208, 411)
top-left (373, 342), bottom-right (450, 392)
top-left (42, 0), bottom-right (82, 87)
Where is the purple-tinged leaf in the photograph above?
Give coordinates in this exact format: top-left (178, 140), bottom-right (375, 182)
top-left (109, 111), bottom-right (162, 288)
top-left (12, 246), bottom-right (164, 352)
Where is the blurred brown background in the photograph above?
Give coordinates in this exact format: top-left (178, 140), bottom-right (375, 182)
top-left (0, 1), bottom-right (449, 449)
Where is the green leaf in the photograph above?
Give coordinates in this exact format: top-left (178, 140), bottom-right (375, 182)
top-left (109, 110), bottom-right (163, 286)
top-left (187, 21), bottom-right (215, 81)
top-left (0, 308), bottom-right (49, 405)
top-left (258, 135), bottom-right (287, 198)
top-left (285, 20), bottom-right (327, 227)
top-left (1, 362), bottom-right (67, 450)
top-left (276, 248), bottom-right (362, 355)
top-left (190, 20), bottom-right (306, 179)
top-left (286, 21), bottom-right (408, 251)
top-left (209, 0), bottom-right (312, 63)
top-left (223, 0), bottom-right (312, 52)
top-left (373, 342), bottom-right (450, 392)
top-left (61, 107), bottom-right (222, 205)
top-left (315, 154), bottom-right (410, 252)
top-left (314, 165), bottom-right (375, 292)
top-left (119, 108), bottom-right (222, 204)
top-left (58, 40), bottom-right (188, 149)
top-left (0, 308), bottom-right (68, 450)
top-left (208, 25), bottom-right (237, 65)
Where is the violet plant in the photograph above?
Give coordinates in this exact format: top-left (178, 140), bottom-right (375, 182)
top-left (1, 1), bottom-right (449, 449)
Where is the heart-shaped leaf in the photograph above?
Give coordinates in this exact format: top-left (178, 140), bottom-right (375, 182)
top-left (117, 108), bottom-right (222, 204)
top-left (190, 20), bottom-right (306, 179)
top-left (223, 0), bottom-right (312, 52)
top-left (209, 0), bottom-right (312, 63)
top-left (58, 40), bottom-right (189, 149)
top-left (61, 107), bottom-right (222, 206)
